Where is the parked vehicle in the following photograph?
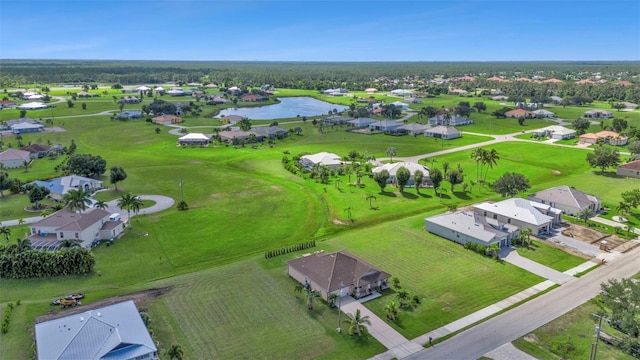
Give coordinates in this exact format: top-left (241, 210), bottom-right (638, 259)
top-left (51, 293), bottom-right (84, 306)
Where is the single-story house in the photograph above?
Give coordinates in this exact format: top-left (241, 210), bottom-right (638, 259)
top-left (11, 121), bottom-right (44, 134)
top-left (0, 100), bottom-right (17, 109)
top-left (424, 126), bottom-right (461, 140)
top-left (487, 76), bottom-right (506, 82)
top-left (76, 91), bottom-right (98, 98)
top-left (391, 89), bottom-right (412, 96)
top-left (550, 96), bottom-right (563, 102)
top-left (533, 125), bottom-right (576, 139)
top-left (178, 133), bottom-right (210, 146)
top-left (404, 97), bottom-right (422, 104)
top-left (167, 88), bottom-right (185, 96)
top-left (31, 175), bottom-right (103, 201)
top-left (323, 88), bottom-right (347, 95)
top-left (372, 162), bottom-right (429, 187)
top-left (449, 88), bottom-right (468, 95)
top-left (241, 93), bottom-right (266, 102)
top-left (115, 111), bottom-right (142, 120)
top-left (0, 148), bottom-right (31, 168)
top-left (287, 250), bottom-right (391, 300)
top-left (6, 117), bottom-right (42, 127)
top-left (26, 94), bottom-right (45, 100)
top-left (532, 109), bottom-right (556, 118)
top-left (390, 101), bottom-right (409, 110)
top-left (505, 109), bottom-right (534, 118)
top-left (369, 120), bottom-right (404, 132)
top-left (397, 123), bottom-right (430, 136)
top-left (425, 210), bottom-right (519, 249)
top-left (616, 160), bottom-right (640, 179)
top-left (492, 95), bottom-right (509, 101)
top-left (208, 95), bottom-right (228, 105)
top-left (28, 208), bottom-right (124, 250)
top-left (135, 86), bottom-right (151, 91)
top-left (21, 144), bottom-right (51, 159)
top-left (323, 115), bottom-right (352, 125)
top-left (584, 109), bottom-right (612, 119)
top-left (474, 198), bottom-right (562, 235)
top-left (528, 186), bottom-right (601, 218)
top-left (579, 131), bottom-right (628, 146)
top-left (428, 114), bottom-right (472, 126)
top-left (119, 96), bottom-right (140, 104)
top-left (17, 102), bottom-right (47, 110)
top-left (365, 88), bottom-right (378, 93)
top-left (35, 300), bottom-right (157, 360)
top-left (152, 114), bottom-right (182, 125)
top-left (543, 78), bottom-right (563, 83)
top-left (622, 102), bottom-right (638, 110)
top-left (347, 117), bottom-right (376, 128)
top-left (490, 89), bottom-right (505, 95)
top-left (300, 152), bottom-right (343, 169)
top-left (218, 130), bottom-right (253, 143)
top-left (251, 126), bottom-right (288, 140)
top-left (227, 86), bottom-right (241, 95)
top-left (219, 114), bottom-right (243, 124)
top-left (617, 81), bottom-right (632, 87)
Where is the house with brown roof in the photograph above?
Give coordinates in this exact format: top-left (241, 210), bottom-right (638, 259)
top-left (505, 109), bottom-right (534, 118)
top-left (617, 81), bottom-right (632, 87)
top-left (0, 148), bottom-right (31, 169)
top-left (28, 208), bottom-right (124, 250)
top-left (240, 93), bottom-right (266, 102)
top-left (579, 130), bottom-right (628, 146)
top-left (0, 100), bottom-right (17, 109)
top-left (287, 250), bottom-right (391, 300)
top-left (218, 130), bottom-right (253, 144)
top-left (543, 78), bottom-right (563, 83)
top-left (152, 114), bottom-right (182, 125)
top-left (617, 160), bottom-right (640, 179)
top-left (21, 144), bottom-right (51, 159)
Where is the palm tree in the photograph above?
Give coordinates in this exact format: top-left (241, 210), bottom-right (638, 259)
top-left (344, 206), bottom-right (353, 221)
top-left (482, 148), bottom-right (500, 183)
top-left (366, 194), bottom-right (377, 209)
top-left (59, 239), bottom-right (79, 249)
top-left (306, 289), bottom-right (320, 310)
top-left (0, 226), bottom-right (10, 243)
top-left (578, 207), bottom-right (594, 223)
top-left (344, 309), bottom-right (371, 336)
top-left (396, 290), bottom-right (411, 308)
top-left (384, 300), bottom-right (399, 321)
top-left (470, 148), bottom-right (485, 181)
top-left (489, 243), bottom-right (500, 259)
top-left (520, 228), bottom-right (532, 247)
top-left (94, 200), bottom-right (108, 210)
top-left (166, 344), bottom-right (184, 360)
top-left (386, 147), bottom-right (397, 163)
top-left (130, 196), bottom-right (144, 217)
top-left (117, 193), bottom-right (138, 225)
top-left (63, 188), bottom-right (92, 213)
top-left (616, 202), bottom-right (631, 217)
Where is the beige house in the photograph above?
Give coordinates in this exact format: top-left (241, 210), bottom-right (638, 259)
top-left (287, 250), bottom-right (391, 300)
top-left (617, 160), bottom-right (640, 179)
top-left (0, 149), bottom-right (31, 169)
top-left (528, 186), bottom-right (601, 217)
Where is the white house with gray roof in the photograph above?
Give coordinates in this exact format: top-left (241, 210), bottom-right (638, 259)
top-left (300, 152), bottom-right (343, 169)
top-left (28, 208), bottom-right (124, 250)
top-left (35, 300), bottom-right (157, 360)
top-left (425, 210), bottom-right (519, 248)
top-left (424, 126), bottom-right (461, 140)
top-left (528, 186), bottom-right (601, 217)
top-left (532, 125), bottom-right (576, 140)
top-left (474, 198), bottom-right (562, 235)
top-left (372, 162), bottom-right (429, 187)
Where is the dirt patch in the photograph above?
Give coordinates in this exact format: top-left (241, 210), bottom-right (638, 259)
top-left (210, 193), bottom-right (225, 198)
top-left (560, 223), bottom-right (627, 249)
top-left (523, 333), bottom-right (539, 343)
top-left (36, 287), bottom-right (172, 324)
top-left (533, 237), bottom-right (592, 259)
top-left (271, 185), bottom-right (283, 191)
top-left (551, 170), bottom-right (561, 175)
top-left (333, 219), bottom-right (350, 225)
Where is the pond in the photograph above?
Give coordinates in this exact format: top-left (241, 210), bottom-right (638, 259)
top-left (216, 97), bottom-right (348, 120)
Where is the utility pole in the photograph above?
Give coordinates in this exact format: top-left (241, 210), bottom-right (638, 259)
top-left (590, 315), bottom-right (604, 360)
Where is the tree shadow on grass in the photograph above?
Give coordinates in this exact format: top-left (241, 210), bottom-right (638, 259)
top-left (595, 171), bottom-right (624, 179)
top-left (417, 192), bottom-right (433, 199)
top-left (400, 192), bottom-right (418, 200)
top-left (378, 191), bottom-right (397, 198)
top-left (452, 191), bottom-right (471, 200)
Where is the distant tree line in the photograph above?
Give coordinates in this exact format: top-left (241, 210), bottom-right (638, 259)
top-left (264, 240), bottom-right (316, 259)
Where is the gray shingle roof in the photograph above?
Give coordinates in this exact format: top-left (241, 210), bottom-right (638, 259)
top-left (529, 186), bottom-right (600, 210)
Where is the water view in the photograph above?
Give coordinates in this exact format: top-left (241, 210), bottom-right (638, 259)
top-left (216, 97), bottom-right (348, 120)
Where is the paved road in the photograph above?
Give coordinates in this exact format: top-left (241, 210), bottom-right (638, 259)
top-left (404, 244), bottom-right (640, 360)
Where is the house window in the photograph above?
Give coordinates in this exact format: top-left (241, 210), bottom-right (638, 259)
top-left (493, 214), bottom-right (497, 219)
top-left (507, 219), bottom-right (511, 224)
top-left (75, 233), bottom-right (79, 239)
top-left (484, 211), bottom-right (487, 216)
top-left (59, 232), bottom-right (64, 238)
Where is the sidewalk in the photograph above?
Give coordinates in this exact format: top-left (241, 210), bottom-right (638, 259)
top-left (340, 296), bottom-right (410, 349)
top-left (501, 248), bottom-right (574, 284)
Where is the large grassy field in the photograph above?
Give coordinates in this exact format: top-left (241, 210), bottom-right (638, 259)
top-left (2, 89), bottom-right (639, 359)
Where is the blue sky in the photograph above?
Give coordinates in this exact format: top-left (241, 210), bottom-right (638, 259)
top-left (1, 0), bottom-right (638, 61)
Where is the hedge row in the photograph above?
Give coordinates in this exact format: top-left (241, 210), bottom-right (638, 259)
top-left (265, 240), bottom-right (316, 259)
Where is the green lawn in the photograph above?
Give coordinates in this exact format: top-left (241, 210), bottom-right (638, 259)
top-left (515, 241), bottom-right (587, 272)
top-left (321, 215), bottom-right (543, 339)
top-left (512, 300), bottom-right (635, 360)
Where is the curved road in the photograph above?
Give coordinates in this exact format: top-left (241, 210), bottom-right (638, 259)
top-left (0, 195), bottom-right (174, 227)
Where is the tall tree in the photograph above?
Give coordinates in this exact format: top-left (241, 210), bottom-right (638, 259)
top-left (493, 172), bottom-right (531, 198)
top-left (0, 226), bottom-right (10, 243)
top-left (446, 169), bottom-right (464, 192)
top-left (586, 145), bottom-right (621, 173)
top-left (628, 140), bottom-right (640, 158)
top-left (599, 278), bottom-right (640, 340)
top-left (572, 118), bottom-right (591, 135)
top-left (386, 147), bottom-right (397, 163)
top-left (373, 170), bottom-right (390, 193)
top-left (0, 171), bottom-right (10, 198)
top-left (117, 193), bottom-right (137, 224)
top-left (28, 185), bottom-right (50, 209)
top-left (344, 309), bottom-right (371, 336)
top-left (166, 344), bottom-right (184, 360)
top-left (473, 101), bottom-right (487, 112)
top-left (63, 188), bottom-right (91, 213)
top-left (65, 154), bottom-right (107, 177)
top-left (429, 168), bottom-right (443, 195)
top-left (470, 148), bottom-right (485, 182)
top-left (395, 166), bottom-right (411, 192)
top-left (384, 300), bottom-right (399, 321)
top-left (413, 170), bottom-right (424, 194)
top-left (482, 148), bottom-right (500, 183)
top-left (109, 166), bottom-right (127, 191)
